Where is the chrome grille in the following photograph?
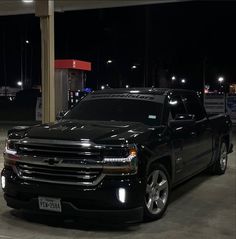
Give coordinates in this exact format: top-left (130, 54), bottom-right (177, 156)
top-left (14, 138), bottom-right (105, 186)
top-left (17, 144), bottom-right (102, 160)
top-left (15, 162), bottom-right (104, 186)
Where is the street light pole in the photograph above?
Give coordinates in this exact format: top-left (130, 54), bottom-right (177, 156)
top-left (202, 57), bottom-right (207, 105)
top-left (20, 37), bottom-right (23, 88)
top-left (218, 76), bottom-right (226, 113)
top-left (2, 29), bottom-right (7, 96)
top-left (143, 6), bottom-right (150, 87)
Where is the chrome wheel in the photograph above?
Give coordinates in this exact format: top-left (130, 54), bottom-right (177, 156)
top-left (220, 143), bottom-right (227, 171)
top-left (145, 170), bottom-right (169, 215)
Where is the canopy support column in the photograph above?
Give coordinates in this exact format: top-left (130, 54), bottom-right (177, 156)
top-left (35, 0), bottom-right (55, 123)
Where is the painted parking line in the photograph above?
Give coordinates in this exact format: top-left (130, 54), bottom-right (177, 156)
top-left (0, 236), bottom-right (18, 239)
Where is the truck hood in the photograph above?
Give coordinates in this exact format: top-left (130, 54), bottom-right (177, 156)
top-left (25, 120), bottom-right (161, 145)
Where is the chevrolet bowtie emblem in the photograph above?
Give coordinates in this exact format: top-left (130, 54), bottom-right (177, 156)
top-left (44, 158), bottom-right (61, 165)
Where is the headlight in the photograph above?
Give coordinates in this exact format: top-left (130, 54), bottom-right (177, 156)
top-left (103, 147), bottom-right (138, 175)
top-left (5, 139), bottom-right (17, 154)
top-left (4, 139), bottom-right (19, 165)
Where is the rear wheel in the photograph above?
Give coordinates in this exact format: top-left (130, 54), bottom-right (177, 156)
top-left (210, 141), bottom-right (228, 175)
top-left (143, 164), bottom-right (170, 221)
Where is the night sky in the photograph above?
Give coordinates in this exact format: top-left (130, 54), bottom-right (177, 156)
top-left (0, 1), bottom-right (236, 91)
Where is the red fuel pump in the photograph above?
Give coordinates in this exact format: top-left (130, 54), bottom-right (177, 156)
top-left (55, 59), bottom-right (91, 112)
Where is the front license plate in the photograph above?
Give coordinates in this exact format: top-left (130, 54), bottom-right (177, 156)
top-left (38, 197), bottom-right (62, 212)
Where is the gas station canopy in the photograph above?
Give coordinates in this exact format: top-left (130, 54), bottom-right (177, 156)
top-left (55, 59), bottom-right (91, 71)
top-left (0, 0), bottom-right (179, 16)
top-left (0, 0), bottom-right (181, 123)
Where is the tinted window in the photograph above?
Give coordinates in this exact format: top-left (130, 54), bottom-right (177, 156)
top-left (169, 95), bottom-right (187, 119)
top-left (182, 94), bottom-right (206, 120)
top-left (65, 99), bottom-right (162, 126)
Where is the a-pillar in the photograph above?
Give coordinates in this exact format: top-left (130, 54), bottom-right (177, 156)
top-left (35, 0), bottom-right (55, 123)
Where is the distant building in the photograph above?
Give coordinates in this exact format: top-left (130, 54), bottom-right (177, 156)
top-left (0, 87), bottom-right (20, 97)
top-left (229, 84), bottom-right (236, 94)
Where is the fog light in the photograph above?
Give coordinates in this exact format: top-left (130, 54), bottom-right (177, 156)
top-left (117, 188), bottom-right (126, 203)
top-left (1, 176), bottom-right (6, 189)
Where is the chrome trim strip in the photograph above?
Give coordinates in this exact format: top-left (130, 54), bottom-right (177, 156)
top-left (18, 164), bottom-right (100, 175)
top-left (16, 155), bottom-right (104, 169)
top-left (18, 147), bottom-right (100, 156)
top-left (17, 137), bottom-right (131, 148)
top-left (18, 169), bottom-right (97, 180)
top-left (18, 138), bottom-right (97, 147)
top-left (14, 165), bottom-right (105, 186)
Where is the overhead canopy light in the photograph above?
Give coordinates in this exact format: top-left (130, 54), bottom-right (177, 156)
top-left (106, 59), bottom-right (112, 64)
top-left (22, 0), bottom-right (34, 3)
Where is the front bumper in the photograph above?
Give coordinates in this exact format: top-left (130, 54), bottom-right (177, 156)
top-left (4, 194), bottom-right (143, 223)
top-left (1, 168), bottom-right (144, 223)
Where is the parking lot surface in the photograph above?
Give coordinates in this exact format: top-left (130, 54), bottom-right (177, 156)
top-left (0, 125), bottom-right (235, 239)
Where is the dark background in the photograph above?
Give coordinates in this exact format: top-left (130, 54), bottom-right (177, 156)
top-left (0, 1), bottom-right (235, 91)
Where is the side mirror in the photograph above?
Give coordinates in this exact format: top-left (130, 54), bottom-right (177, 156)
top-left (56, 111), bottom-right (66, 121)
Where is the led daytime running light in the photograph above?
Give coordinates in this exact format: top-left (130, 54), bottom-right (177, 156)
top-left (104, 148), bottom-right (137, 163)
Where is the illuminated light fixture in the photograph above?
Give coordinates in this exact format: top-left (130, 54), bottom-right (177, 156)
top-left (181, 79), bottom-right (186, 84)
top-left (125, 85), bottom-right (129, 88)
top-left (80, 142), bottom-right (91, 147)
top-left (117, 188), bottom-right (126, 203)
top-left (17, 81), bottom-right (23, 86)
top-left (171, 76), bottom-right (176, 81)
top-left (110, 134), bottom-right (117, 138)
top-left (101, 85), bottom-right (105, 90)
top-left (1, 176), bottom-right (6, 189)
top-left (129, 148), bottom-right (137, 157)
top-left (169, 100), bottom-right (178, 105)
top-left (106, 59), bottom-right (112, 64)
top-left (130, 90), bottom-right (140, 93)
top-left (5, 147), bottom-right (17, 155)
top-left (25, 40), bottom-right (30, 44)
top-left (218, 77), bottom-right (224, 83)
top-left (131, 65), bottom-right (137, 69)
top-left (22, 0), bottom-right (34, 3)
top-left (103, 147), bottom-right (138, 174)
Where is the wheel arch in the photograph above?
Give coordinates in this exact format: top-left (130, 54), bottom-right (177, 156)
top-left (222, 134), bottom-right (230, 152)
top-left (216, 133), bottom-right (230, 152)
top-left (147, 155), bottom-right (174, 182)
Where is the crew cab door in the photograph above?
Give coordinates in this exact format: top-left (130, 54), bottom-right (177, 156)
top-left (181, 93), bottom-right (213, 173)
top-left (168, 94), bottom-right (197, 182)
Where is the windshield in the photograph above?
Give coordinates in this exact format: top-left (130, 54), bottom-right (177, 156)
top-left (65, 99), bottom-right (162, 126)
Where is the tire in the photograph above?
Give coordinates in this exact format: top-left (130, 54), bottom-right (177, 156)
top-left (210, 141), bottom-right (228, 175)
top-left (143, 164), bottom-right (171, 222)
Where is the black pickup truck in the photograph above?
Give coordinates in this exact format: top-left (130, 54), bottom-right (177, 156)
top-left (1, 88), bottom-right (233, 222)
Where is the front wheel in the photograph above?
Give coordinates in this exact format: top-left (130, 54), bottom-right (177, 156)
top-left (143, 164), bottom-right (171, 221)
top-left (210, 141), bottom-right (228, 175)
